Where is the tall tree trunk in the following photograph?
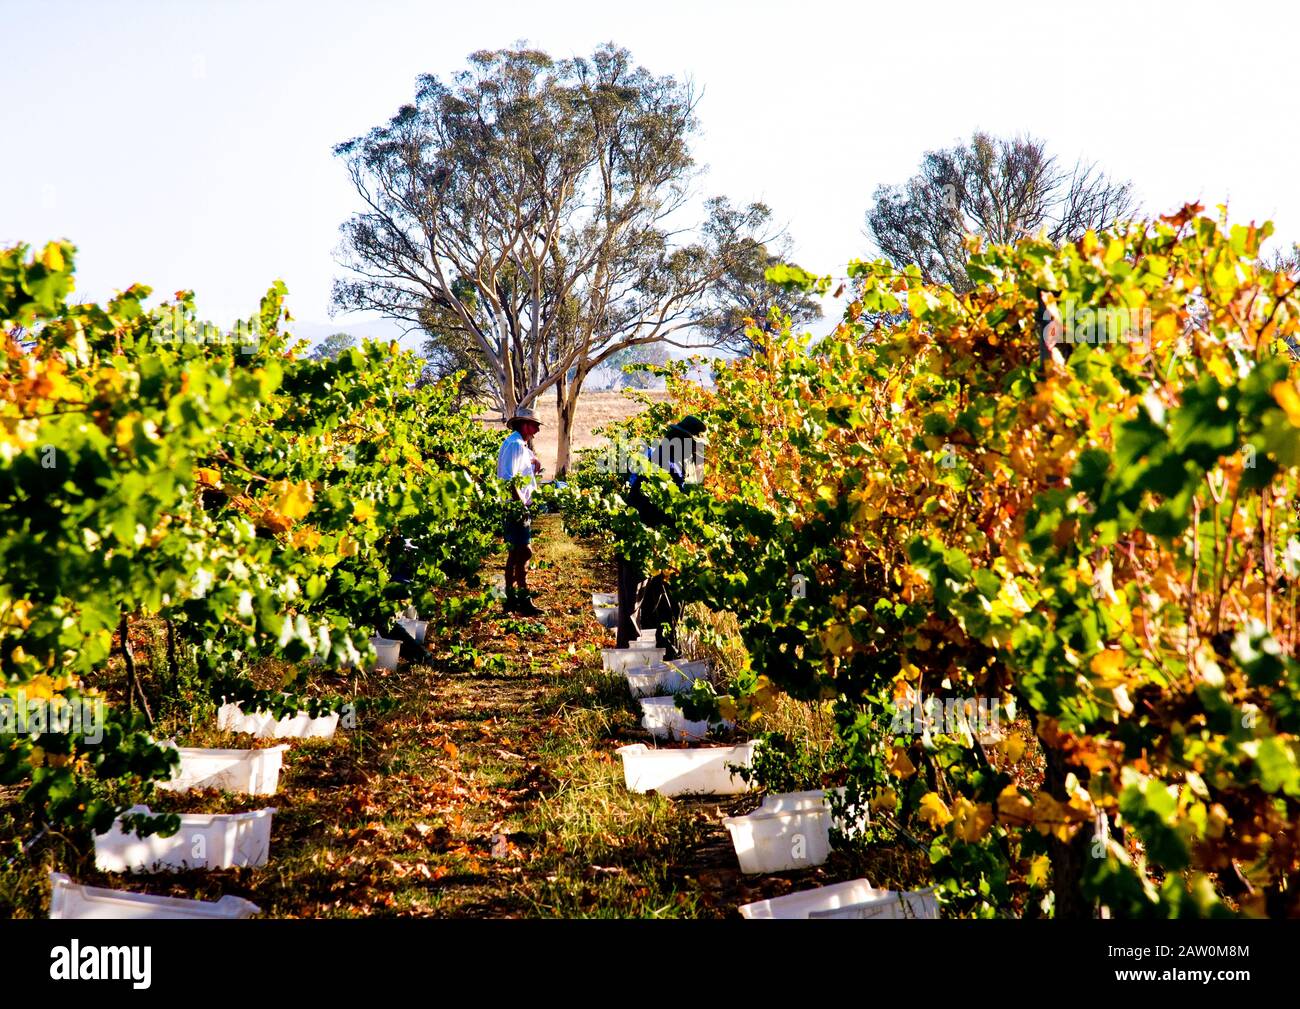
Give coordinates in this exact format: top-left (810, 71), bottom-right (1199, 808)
top-left (555, 367), bottom-right (585, 478)
top-left (1044, 745), bottom-right (1092, 918)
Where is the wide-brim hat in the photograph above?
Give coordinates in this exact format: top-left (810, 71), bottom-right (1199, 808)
top-left (666, 414), bottom-right (707, 442)
top-left (507, 407), bottom-right (543, 429)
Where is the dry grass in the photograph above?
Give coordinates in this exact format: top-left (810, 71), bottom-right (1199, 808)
top-left (478, 390), bottom-right (671, 475)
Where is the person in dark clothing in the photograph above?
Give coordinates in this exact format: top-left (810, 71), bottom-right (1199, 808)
top-left (615, 415), bottom-right (707, 655)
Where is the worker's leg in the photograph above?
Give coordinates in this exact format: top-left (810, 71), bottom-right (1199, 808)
top-left (516, 542), bottom-right (534, 595)
top-left (660, 582), bottom-right (683, 660)
top-left (615, 553), bottom-right (640, 647)
top-left (640, 574), bottom-right (669, 650)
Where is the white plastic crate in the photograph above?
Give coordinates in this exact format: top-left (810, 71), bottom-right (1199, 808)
top-left (760, 788), bottom-right (839, 811)
top-left (624, 662), bottom-right (682, 698)
top-left (157, 744), bottom-right (289, 796)
top-left (601, 646), bottom-right (666, 672)
top-left (49, 872), bottom-right (260, 919)
top-left (624, 659), bottom-right (711, 698)
top-left (808, 888), bottom-right (940, 919)
top-left (94, 805), bottom-right (276, 873)
top-left (760, 787), bottom-right (868, 836)
top-left (738, 878), bottom-right (888, 919)
top-left (370, 635), bottom-right (400, 671)
top-left (669, 659), bottom-right (710, 682)
top-left (639, 696), bottom-right (733, 742)
top-left (593, 605), bottom-right (619, 630)
top-left (724, 805), bottom-right (834, 873)
top-left (616, 741), bottom-right (755, 796)
top-left (591, 592), bottom-right (617, 608)
top-left (725, 786), bottom-right (869, 875)
top-left (218, 700), bottom-right (339, 739)
top-left (397, 618), bottom-right (428, 643)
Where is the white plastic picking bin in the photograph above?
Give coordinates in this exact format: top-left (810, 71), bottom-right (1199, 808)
top-left (669, 659), bottom-right (710, 682)
top-left (636, 628), bottom-right (659, 645)
top-left (157, 744), bottom-right (289, 796)
top-left (48, 872), bottom-right (261, 920)
top-left (760, 788), bottom-right (840, 811)
top-left (759, 787), bottom-right (868, 837)
top-left (218, 700), bottom-right (339, 740)
top-left (593, 606), bottom-right (619, 630)
top-left (639, 696), bottom-right (733, 742)
top-left (397, 618), bottom-right (428, 643)
top-left (369, 636), bottom-right (400, 671)
top-left (724, 785), bottom-right (869, 875)
top-left (94, 805), bottom-right (276, 873)
top-left (808, 888), bottom-right (940, 919)
top-left (601, 647), bottom-right (666, 673)
top-left (591, 592), bottom-right (617, 609)
top-left (625, 662), bottom-right (685, 698)
top-left (724, 805), bottom-right (833, 873)
top-left (616, 741), bottom-right (756, 796)
top-left (738, 878), bottom-right (889, 919)
top-left (624, 659), bottom-right (711, 698)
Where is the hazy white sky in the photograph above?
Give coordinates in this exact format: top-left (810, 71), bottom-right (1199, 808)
top-left (4, 0), bottom-right (1297, 348)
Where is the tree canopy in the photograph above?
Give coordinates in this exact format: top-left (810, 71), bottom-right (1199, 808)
top-left (332, 43), bottom-right (771, 472)
top-left (867, 132), bottom-right (1135, 291)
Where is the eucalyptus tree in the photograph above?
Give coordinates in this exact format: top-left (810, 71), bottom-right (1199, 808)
top-left (867, 132), bottom-right (1135, 292)
top-left (333, 43), bottom-right (769, 473)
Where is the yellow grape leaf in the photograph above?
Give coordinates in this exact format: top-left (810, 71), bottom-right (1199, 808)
top-left (1031, 792), bottom-right (1073, 841)
top-left (337, 533), bottom-right (359, 558)
top-left (269, 479), bottom-right (313, 521)
top-left (750, 675), bottom-right (779, 713)
top-left (822, 622), bottom-right (854, 656)
top-left (1090, 648), bottom-right (1126, 685)
top-left (997, 578), bottom-right (1032, 617)
top-left (113, 413), bottom-right (140, 451)
top-left (717, 697), bottom-right (738, 722)
top-left (918, 792), bottom-right (952, 829)
top-left (1000, 734), bottom-right (1026, 763)
top-left (951, 796), bottom-right (994, 842)
top-left (195, 467), bottom-right (222, 488)
top-left (6, 599), bottom-right (33, 629)
top-left (1272, 381), bottom-right (1300, 426)
top-left (870, 787), bottom-right (898, 812)
top-left (1026, 854), bottom-right (1051, 888)
top-left (1206, 356), bottom-right (1234, 386)
top-left (290, 527), bottom-right (322, 551)
top-left (997, 784), bottom-right (1033, 826)
top-left (889, 746), bottom-right (917, 778)
top-left (352, 499), bottom-right (376, 522)
top-left (1150, 312), bottom-right (1179, 346)
top-left (42, 242), bottom-right (65, 272)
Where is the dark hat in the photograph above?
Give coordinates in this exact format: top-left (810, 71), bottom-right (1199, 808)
top-left (666, 414), bottom-right (707, 441)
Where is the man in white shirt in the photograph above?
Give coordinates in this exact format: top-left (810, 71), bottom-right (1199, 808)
top-left (497, 406), bottom-right (544, 616)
